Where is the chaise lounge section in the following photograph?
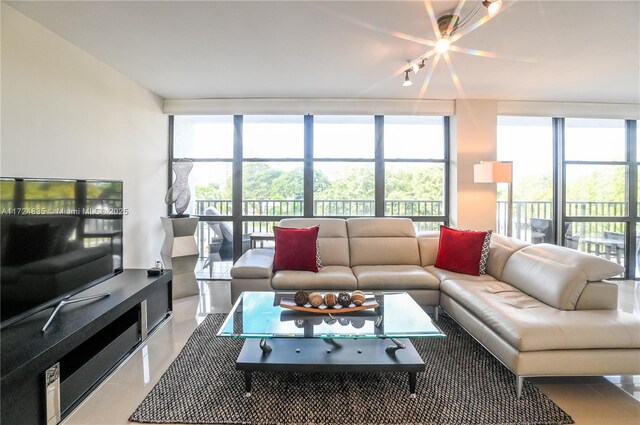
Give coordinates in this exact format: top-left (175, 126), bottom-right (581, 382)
top-left (230, 217), bottom-right (640, 396)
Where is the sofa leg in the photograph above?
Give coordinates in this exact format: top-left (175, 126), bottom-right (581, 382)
top-left (434, 306), bottom-right (440, 321)
top-left (516, 375), bottom-right (523, 399)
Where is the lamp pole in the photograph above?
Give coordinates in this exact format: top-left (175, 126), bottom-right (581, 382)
top-left (507, 181), bottom-right (513, 237)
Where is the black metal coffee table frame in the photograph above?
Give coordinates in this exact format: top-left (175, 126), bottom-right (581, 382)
top-left (236, 337), bottom-right (425, 398)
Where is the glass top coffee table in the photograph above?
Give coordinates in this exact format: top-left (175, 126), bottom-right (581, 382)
top-left (217, 291), bottom-right (445, 397)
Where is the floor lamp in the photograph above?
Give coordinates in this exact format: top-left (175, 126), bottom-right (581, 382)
top-left (474, 161), bottom-right (513, 236)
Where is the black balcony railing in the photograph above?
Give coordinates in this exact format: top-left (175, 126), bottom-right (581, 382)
top-left (497, 200), bottom-right (628, 240)
top-left (194, 199), bottom-right (444, 218)
top-left (194, 199), bottom-right (630, 260)
top-left (194, 199), bottom-right (444, 259)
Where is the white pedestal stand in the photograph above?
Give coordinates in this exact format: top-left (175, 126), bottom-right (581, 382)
top-left (160, 216), bottom-right (199, 299)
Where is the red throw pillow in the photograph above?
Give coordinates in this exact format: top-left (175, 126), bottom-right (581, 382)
top-left (435, 225), bottom-right (489, 276)
top-left (273, 226), bottom-right (320, 272)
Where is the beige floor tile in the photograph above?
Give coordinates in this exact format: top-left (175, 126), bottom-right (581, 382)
top-left (63, 382), bottom-right (148, 425)
top-left (534, 383), bottom-right (637, 424)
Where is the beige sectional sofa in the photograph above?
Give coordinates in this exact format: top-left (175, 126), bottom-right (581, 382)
top-left (230, 217), bottom-right (640, 397)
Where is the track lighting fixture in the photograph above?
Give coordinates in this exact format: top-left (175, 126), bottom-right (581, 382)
top-left (482, 0), bottom-right (502, 17)
top-left (401, 0), bottom-right (504, 87)
top-left (410, 59), bottom-right (426, 74)
top-left (402, 70), bottom-right (413, 87)
top-left (402, 58), bottom-right (427, 86)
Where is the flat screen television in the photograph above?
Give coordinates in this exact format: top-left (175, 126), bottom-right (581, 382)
top-left (0, 178), bottom-right (124, 329)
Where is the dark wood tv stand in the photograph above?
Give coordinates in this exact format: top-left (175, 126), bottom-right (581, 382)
top-left (0, 269), bottom-right (172, 425)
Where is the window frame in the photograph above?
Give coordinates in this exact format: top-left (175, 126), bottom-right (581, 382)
top-left (169, 114), bottom-right (450, 266)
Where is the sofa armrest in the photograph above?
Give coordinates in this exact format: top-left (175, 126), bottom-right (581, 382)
top-left (575, 280), bottom-right (619, 310)
top-left (230, 249), bottom-right (274, 279)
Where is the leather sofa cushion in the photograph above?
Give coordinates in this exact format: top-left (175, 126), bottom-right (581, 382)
top-left (425, 265), bottom-right (496, 283)
top-left (486, 233), bottom-right (530, 280)
top-left (417, 231), bottom-right (440, 267)
top-left (350, 237), bottom-right (420, 266)
top-left (441, 279), bottom-right (640, 351)
top-left (230, 249), bottom-right (274, 279)
top-left (501, 249), bottom-right (586, 310)
top-left (271, 266), bottom-right (357, 290)
top-left (279, 218), bottom-right (349, 267)
top-left (352, 265), bottom-right (439, 290)
top-left (346, 217), bottom-right (416, 237)
top-left (347, 217), bottom-right (420, 266)
top-left (519, 243), bottom-right (625, 282)
top-left (501, 244), bottom-right (624, 310)
top-left (575, 281), bottom-right (618, 310)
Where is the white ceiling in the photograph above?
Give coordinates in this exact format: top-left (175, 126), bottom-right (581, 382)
top-left (7, 1), bottom-right (640, 103)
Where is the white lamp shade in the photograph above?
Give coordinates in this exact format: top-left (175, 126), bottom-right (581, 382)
top-left (474, 161), bottom-right (513, 183)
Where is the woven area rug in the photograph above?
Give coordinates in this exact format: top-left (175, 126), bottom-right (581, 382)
top-left (130, 313), bottom-right (573, 425)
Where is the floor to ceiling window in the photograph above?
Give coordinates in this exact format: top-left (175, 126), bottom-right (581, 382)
top-left (384, 116), bottom-right (448, 231)
top-left (171, 115), bottom-right (235, 277)
top-left (563, 118), bottom-right (630, 277)
top-left (313, 116), bottom-right (375, 216)
top-left (497, 116), bottom-right (553, 241)
top-left (170, 114), bottom-right (449, 279)
top-left (242, 115), bottom-right (304, 243)
top-left (498, 116), bottom-right (638, 278)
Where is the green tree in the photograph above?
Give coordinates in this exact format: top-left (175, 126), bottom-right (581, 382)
top-left (243, 163), bottom-right (283, 199)
top-left (316, 165), bottom-right (375, 199)
top-left (566, 166), bottom-right (625, 203)
top-left (195, 182), bottom-right (222, 200)
top-left (269, 169), bottom-right (303, 199)
top-left (385, 166), bottom-right (443, 200)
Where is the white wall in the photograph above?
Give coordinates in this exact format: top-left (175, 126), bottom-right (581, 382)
top-left (450, 100), bottom-right (498, 231)
top-left (1, 3), bottom-right (168, 269)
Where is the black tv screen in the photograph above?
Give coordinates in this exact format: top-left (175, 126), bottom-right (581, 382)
top-left (0, 178), bottom-right (123, 329)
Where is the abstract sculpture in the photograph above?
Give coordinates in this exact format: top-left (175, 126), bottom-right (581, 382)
top-left (165, 158), bottom-right (193, 217)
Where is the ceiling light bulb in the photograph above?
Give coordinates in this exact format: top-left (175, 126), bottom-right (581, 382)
top-left (411, 62), bottom-right (420, 74)
top-left (435, 38), bottom-right (450, 54)
top-left (483, 0), bottom-right (502, 17)
top-left (403, 71), bottom-right (413, 87)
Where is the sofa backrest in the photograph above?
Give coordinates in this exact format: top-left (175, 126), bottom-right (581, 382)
top-left (417, 231), bottom-right (440, 266)
top-left (346, 218), bottom-right (420, 266)
top-left (501, 243), bottom-right (625, 310)
top-left (486, 233), bottom-right (530, 280)
top-left (278, 218), bottom-right (349, 267)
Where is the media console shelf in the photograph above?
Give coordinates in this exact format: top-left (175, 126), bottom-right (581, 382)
top-left (0, 269), bottom-right (172, 425)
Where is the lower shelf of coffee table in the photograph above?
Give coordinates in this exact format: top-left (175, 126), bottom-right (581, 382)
top-left (236, 337), bottom-right (425, 373)
top-left (236, 338), bottom-right (426, 395)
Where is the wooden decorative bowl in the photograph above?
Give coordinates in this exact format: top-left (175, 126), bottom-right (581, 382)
top-left (280, 298), bottom-right (379, 314)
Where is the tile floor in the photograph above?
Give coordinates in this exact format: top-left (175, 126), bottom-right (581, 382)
top-left (63, 280), bottom-right (640, 425)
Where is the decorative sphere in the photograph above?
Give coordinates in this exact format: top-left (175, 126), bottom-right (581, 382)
top-left (324, 293), bottom-right (337, 308)
top-left (351, 318), bottom-right (365, 329)
top-left (337, 291), bottom-right (352, 307)
top-left (294, 290), bottom-right (309, 306)
top-left (308, 292), bottom-right (323, 308)
top-left (351, 290), bottom-right (365, 306)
